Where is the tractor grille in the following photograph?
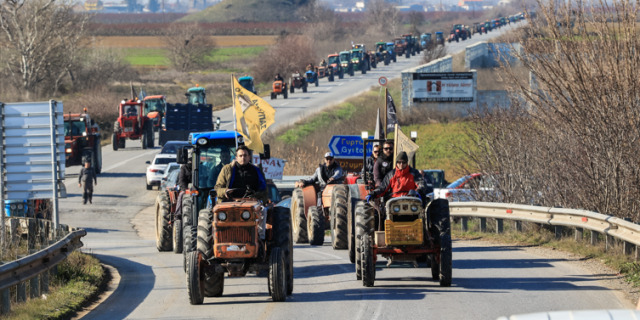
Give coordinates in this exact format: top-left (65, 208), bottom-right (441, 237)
top-left (215, 226), bottom-right (255, 244)
top-left (124, 120), bottom-right (134, 131)
top-left (385, 219), bottom-right (423, 246)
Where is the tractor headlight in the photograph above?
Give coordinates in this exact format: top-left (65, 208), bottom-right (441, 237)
top-left (411, 205), bottom-right (419, 212)
top-left (65, 148), bottom-right (72, 153)
top-left (218, 212), bottom-right (227, 221)
top-left (241, 211), bottom-right (251, 220)
top-left (17, 204), bottom-right (23, 210)
top-left (197, 138), bottom-right (207, 145)
top-left (10, 204), bottom-right (16, 210)
top-left (393, 205), bottom-right (400, 213)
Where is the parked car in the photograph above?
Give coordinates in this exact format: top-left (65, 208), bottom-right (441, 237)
top-left (160, 141), bottom-right (190, 155)
top-left (431, 173), bottom-right (497, 202)
top-left (146, 154), bottom-right (177, 190)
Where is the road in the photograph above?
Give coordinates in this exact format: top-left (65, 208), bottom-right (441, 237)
top-left (57, 20), bottom-right (633, 320)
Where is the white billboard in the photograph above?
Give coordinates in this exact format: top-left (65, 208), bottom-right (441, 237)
top-left (412, 72), bottom-right (474, 102)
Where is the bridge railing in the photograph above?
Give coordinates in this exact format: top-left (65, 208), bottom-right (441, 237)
top-left (450, 202), bottom-right (640, 256)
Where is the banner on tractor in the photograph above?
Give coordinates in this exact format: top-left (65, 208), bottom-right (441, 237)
top-left (251, 155), bottom-right (285, 180)
top-left (232, 76), bottom-right (275, 154)
top-left (394, 124), bottom-right (419, 164)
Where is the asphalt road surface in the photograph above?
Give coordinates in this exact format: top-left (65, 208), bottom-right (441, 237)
top-left (58, 20), bottom-right (633, 320)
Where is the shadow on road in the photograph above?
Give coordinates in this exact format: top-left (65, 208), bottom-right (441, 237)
top-left (64, 193), bottom-right (127, 199)
top-left (98, 172), bottom-right (146, 178)
top-left (82, 254), bottom-right (155, 320)
top-left (454, 275), bottom-right (612, 292)
top-left (294, 263), bottom-right (354, 279)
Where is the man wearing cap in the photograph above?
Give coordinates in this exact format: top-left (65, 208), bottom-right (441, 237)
top-left (78, 161), bottom-right (97, 205)
top-left (373, 140), bottom-right (395, 187)
top-left (295, 152), bottom-right (344, 190)
top-left (367, 151), bottom-right (426, 201)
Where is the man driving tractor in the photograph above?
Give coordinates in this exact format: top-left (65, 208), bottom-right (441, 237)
top-left (295, 152), bottom-right (344, 206)
top-left (367, 151), bottom-right (427, 202)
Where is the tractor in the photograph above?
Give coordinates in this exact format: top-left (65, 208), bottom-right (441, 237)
top-left (112, 99), bottom-right (154, 150)
top-left (420, 33), bottom-right (433, 50)
top-left (375, 41), bottom-right (394, 66)
top-left (393, 38), bottom-right (407, 58)
top-left (305, 69), bottom-right (319, 87)
top-left (238, 75), bottom-right (257, 94)
top-left (402, 33), bottom-right (417, 57)
top-left (159, 86), bottom-right (213, 146)
top-left (339, 51), bottom-right (355, 77)
top-left (143, 95), bottom-right (166, 132)
top-left (435, 32), bottom-right (445, 46)
top-left (290, 182), bottom-right (350, 248)
top-left (176, 131), bottom-right (293, 304)
top-left (353, 139), bottom-right (452, 288)
top-left (271, 80), bottom-right (288, 99)
top-left (290, 72), bottom-right (308, 93)
top-left (155, 167), bottom-right (183, 254)
top-left (350, 47), bottom-right (368, 74)
top-left (327, 53), bottom-right (344, 81)
top-left (64, 108), bottom-right (102, 173)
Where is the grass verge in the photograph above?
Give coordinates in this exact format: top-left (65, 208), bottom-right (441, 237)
top-left (4, 251), bottom-right (107, 320)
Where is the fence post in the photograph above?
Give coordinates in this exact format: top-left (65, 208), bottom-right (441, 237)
top-left (41, 271), bottom-right (49, 294)
top-left (27, 219), bottom-right (36, 250)
top-left (575, 227), bottom-right (583, 242)
top-left (480, 218), bottom-right (487, 232)
top-left (590, 230), bottom-right (598, 246)
top-left (0, 287), bottom-right (9, 315)
top-left (514, 221), bottom-right (522, 232)
top-left (555, 226), bottom-right (562, 239)
top-left (461, 217), bottom-right (468, 232)
top-left (30, 275), bottom-right (40, 299)
top-left (496, 219), bottom-right (503, 234)
top-left (605, 235), bottom-right (614, 252)
top-left (17, 281), bottom-right (26, 302)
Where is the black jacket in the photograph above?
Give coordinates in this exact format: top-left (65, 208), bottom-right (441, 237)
top-left (178, 162), bottom-right (192, 191)
top-left (373, 154), bottom-right (394, 187)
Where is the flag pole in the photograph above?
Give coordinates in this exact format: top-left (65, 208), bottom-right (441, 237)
top-left (384, 88), bottom-right (388, 140)
top-left (231, 75), bottom-right (238, 149)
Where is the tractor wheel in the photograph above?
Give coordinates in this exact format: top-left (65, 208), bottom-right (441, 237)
top-left (393, 56), bottom-right (397, 63)
top-left (328, 73), bottom-right (334, 82)
top-left (197, 209), bottom-right (213, 259)
top-left (271, 92), bottom-right (276, 100)
top-left (290, 85), bottom-right (294, 93)
top-left (315, 78), bottom-right (319, 87)
top-left (187, 251), bottom-right (204, 305)
top-left (355, 201), bottom-right (374, 280)
top-left (182, 197), bottom-right (196, 271)
top-left (94, 142), bottom-right (102, 174)
top-left (361, 234), bottom-right (375, 287)
top-left (273, 206), bottom-right (294, 295)
top-left (330, 185), bottom-right (348, 250)
top-left (406, 51), bottom-right (410, 59)
top-left (339, 69), bottom-right (344, 79)
top-left (347, 194), bottom-right (358, 263)
top-left (307, 206), bottom-right (324, 246)
top-left (203, 271), bottom-right (224, 297)
top-left (350, 68), bottom-right (354, 77)
top-left (146, 124), bottom-right (154, 148)
top-left (146, 182), bottom-right (152, 190)
top-left (384, 56), bottom-right (390, 65)
top-left (268, 247), bottom-right (287, 302)
top-left (302, 85), bottom-right (307, 93)
top-left (112, 134), bottom-right (118, 151)
top-left (173, 219), bottom-right (183, 254)
top-left (141, 127), bottom-right (148, 150)
top-left (155, 193), bottom-right (172, 252)
top-left (291, 188), bottom-right (308, 243)
top-left (284, 90), bottom-right (288, 99)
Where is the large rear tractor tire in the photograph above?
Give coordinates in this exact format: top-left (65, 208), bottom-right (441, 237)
top-left (197, 209), bottom-right (213, 258)
top-left (204, 271), bottom-right (224, 297)
top-left (271, 92), bottom-right (276, 100)
top-left (273, 206), bottom-right (294, 295)
top-left (173, 219), bottom-right (183, 254)
top-left (112, 134), bottom-right (118, 151)
top-left (361, 234), bottom-right (375, 287)
top-left (284, 90), bottom-right (288, 99)
top-left (291, 188), bottom-right (308, 243)
top-left (187, 251), bottom-right (204, 305)
top-left (182, 197), bottom-right (196, 272)
top-left (146, 124), bottom-right (154, 148)
top-left (155, 193), bottom-right (172, 252)
top-left (94, 143), bottom-right (102, 174)
top-left (307, 206), bottom-right (324, 246)
top-left (268, 247), bottom-right (287, 302)
top-left (330, 186), bottom-right (349, 250)
top-left (355, 201), bottom-right (374, 280)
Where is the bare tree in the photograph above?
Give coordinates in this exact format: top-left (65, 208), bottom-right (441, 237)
top-left (366, 0), bottom-right (400, 37)
top-left (252, 35), bottom-right (317, 83)
top-left (164, 23), bottom-right (215, 72)
top-left (0, 0), bottom-right (89, 99)
top-left (466, 0), bottom-right (640, 220)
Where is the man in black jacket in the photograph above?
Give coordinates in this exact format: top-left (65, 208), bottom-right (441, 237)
top-left (175, 150), bottom-right (192, 220)
top-left (373, 140), bottom-right (394, 187)
top-left (78, 161), bottom-right (97, 204)
top-left (361, 144), bottom-right (380, 183)
top-left (295, 152), bottom-right (344, 207)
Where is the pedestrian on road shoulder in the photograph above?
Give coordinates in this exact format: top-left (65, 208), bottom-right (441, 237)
top-left (78, 161), bottom-right (97, 204)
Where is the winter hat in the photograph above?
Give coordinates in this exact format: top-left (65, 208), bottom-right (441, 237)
top-left (397, 151), bottom-right (408, 162)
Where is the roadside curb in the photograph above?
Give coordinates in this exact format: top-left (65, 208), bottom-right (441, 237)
top-left (73, 263), bottom-right (121, 319)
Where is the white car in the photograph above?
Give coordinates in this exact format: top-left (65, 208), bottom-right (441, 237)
top-left (146, 154), bottom-right (176, 190)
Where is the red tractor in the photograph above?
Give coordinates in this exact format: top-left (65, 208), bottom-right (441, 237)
top-left (290, 184), bottom-right (349, 248)
top-left (64, 108), bottom-right (102, 173)
top-left (112, 99), bottom-right (154, 150)
top-left (143, 95), bottom-right (166, 132)
top-left (271, 80), bottom-right (288, 99)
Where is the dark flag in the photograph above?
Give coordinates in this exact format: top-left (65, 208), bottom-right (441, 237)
top-left (386, 89), bottom-right (399, 134)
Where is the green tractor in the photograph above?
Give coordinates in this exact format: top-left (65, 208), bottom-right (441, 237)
top-left (186, 86), bottom-right (207, 104)
top-left (339, 50), bottom-right (355, 77)
top-left (350, 48), bottom-right (368, 74)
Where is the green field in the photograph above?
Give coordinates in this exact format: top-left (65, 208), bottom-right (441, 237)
top-left (122, 46), bottom-right (266, 67)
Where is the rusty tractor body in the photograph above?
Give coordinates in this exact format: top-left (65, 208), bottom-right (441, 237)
top-left (64, 110), bottom-right (102, 173)
top-left (271, 80), bottom-right (288, 99)
top-left (143, 95), bottom-right (166, 132)
top-left (327, 53), bottom-right (344, 81)
top-left (290, 183), bottom-right (349, 248)
top-left (289, 72), bottom-right (308, 93)
top-left (112, 99), bottom-right (154, 150)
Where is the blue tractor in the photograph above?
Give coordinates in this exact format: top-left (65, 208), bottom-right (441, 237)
top-left (305, 69), bottom-right (319, 87)
top-left (238, 76), bottom-right (257, 94)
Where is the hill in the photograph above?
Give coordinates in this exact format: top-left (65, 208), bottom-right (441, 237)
top-left (181, 0), bottom-right (313, 23)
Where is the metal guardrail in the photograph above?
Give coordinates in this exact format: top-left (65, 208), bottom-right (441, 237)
top-left (0, 228), bottom-right (86, 314)
top-left (450, 202), bottom-right (640, 247)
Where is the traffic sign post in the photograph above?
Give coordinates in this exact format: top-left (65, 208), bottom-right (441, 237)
top-left (328, 135), bottom-right (374, 159)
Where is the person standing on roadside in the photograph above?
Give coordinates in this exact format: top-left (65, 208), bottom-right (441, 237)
top-left (78, 161), bottom-right (97, 204)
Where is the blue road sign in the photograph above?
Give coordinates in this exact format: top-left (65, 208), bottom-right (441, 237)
top-left (328, 135), bottom-right (374, 159)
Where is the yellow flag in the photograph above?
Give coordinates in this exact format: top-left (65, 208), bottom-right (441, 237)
top-left (232, 76), bottom-right (276, 154)
top-left (394, 124), bottom-right (419, 166)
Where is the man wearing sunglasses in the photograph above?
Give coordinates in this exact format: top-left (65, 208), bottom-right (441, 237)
top-left (295, 151), bottom-right (344, 189)
top-left (367, 151), bottom-right (426, 201)
top-left (373, 140), bottom-right (395, 187)
top-left (361, 144), bottom-right (381, 180)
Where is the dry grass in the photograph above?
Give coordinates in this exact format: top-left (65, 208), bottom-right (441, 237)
top-left (89, 35), bottom-right (277, 48)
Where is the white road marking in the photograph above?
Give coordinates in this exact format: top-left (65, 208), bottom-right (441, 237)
top-left (103, 149), bottom-right (158, 172)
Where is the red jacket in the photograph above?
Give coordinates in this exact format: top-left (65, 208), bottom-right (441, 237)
top-left (375, 166), bottom-right (422, 198)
